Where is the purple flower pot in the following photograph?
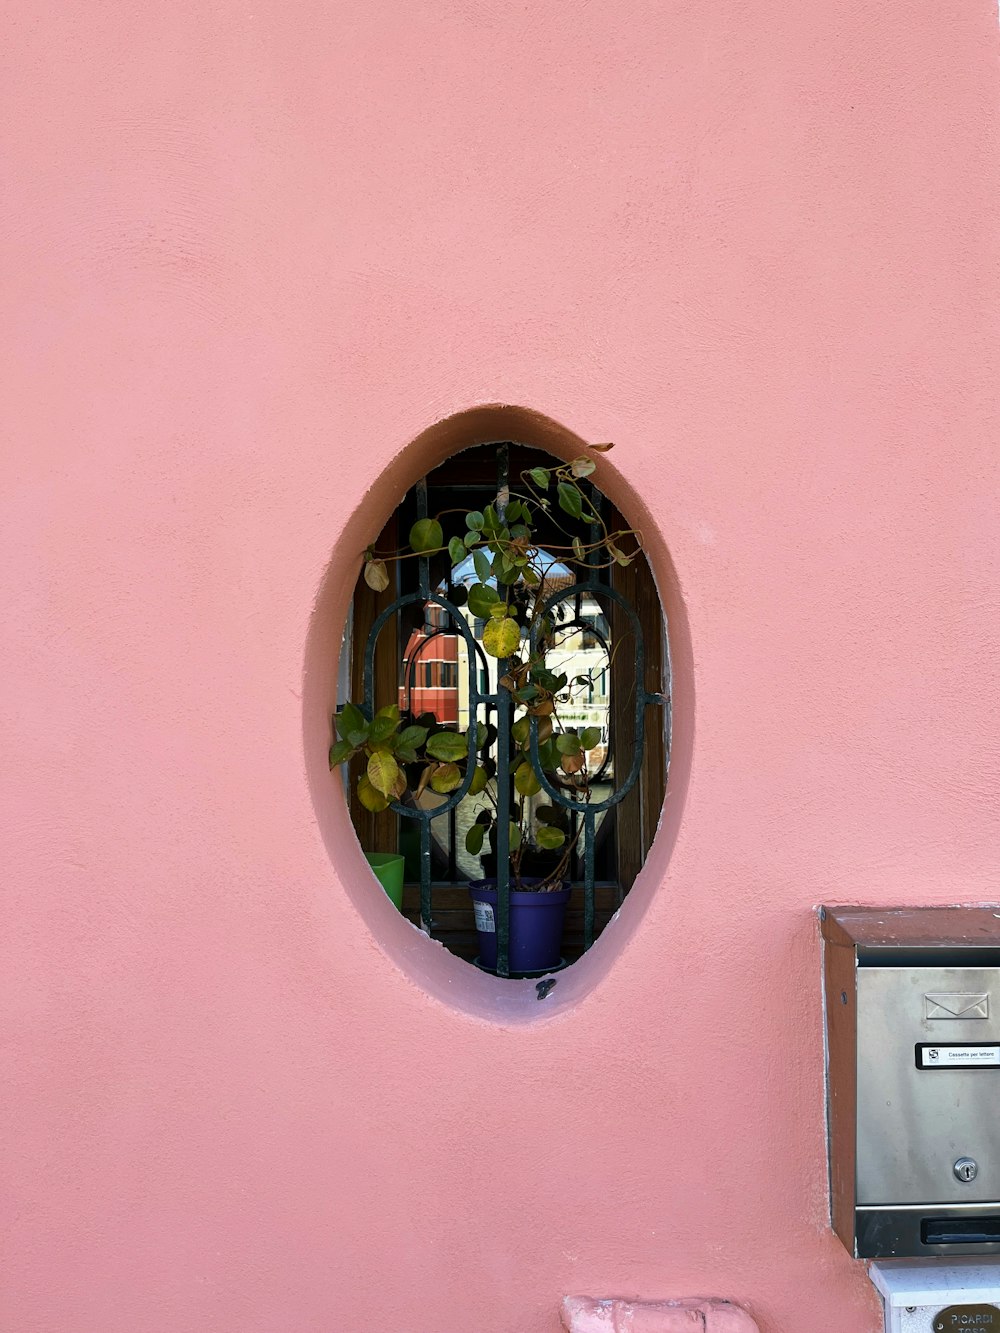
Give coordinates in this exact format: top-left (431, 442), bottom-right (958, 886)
top-left (468, 878), bottom-right (571, 975)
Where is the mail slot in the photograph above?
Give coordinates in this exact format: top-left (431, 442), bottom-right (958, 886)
top-left (823, 906), bottom-right (1000, 1258)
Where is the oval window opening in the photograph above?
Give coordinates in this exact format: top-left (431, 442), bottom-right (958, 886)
top-left (332, 440), bottom-right (671, 978)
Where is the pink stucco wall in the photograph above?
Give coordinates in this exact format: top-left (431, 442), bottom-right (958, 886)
top-left (4, 2), bottom-right (1000, 1330)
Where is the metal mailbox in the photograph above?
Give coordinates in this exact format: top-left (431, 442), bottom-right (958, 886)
top-left (823, 906), bottom-right (1000, 1258)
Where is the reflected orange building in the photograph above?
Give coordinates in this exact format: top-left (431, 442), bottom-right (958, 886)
top-left (399, 603), bottom-right (459, 725)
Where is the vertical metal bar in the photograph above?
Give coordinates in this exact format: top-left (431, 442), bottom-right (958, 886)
top-left (588, 488), bottom-right (604, 907)
top-left (416, 475), bottom-right (432, 930)
top-left (495, 687), bottom-right (511, 976)
top-left (494, 442), bottom-right (511, 977)
top-left (584, 809), bottom-right (595, 950)
top-left (496, 441), bottom-right (510, 516)
top-left (394, 550), bottom-right (402, 869)
top-left (447, 805), bottom-right (457, 882)
top-left (416, 477), bottom-right (430, 599)
top-left (420, 818), bottom-right (432, 933)
top-left (588, 487), bottom-right (601, 571)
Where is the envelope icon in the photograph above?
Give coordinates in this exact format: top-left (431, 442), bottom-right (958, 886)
top-left (924, 992), bottom-right (990, 1020)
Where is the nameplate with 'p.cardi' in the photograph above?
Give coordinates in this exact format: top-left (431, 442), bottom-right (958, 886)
top-left (933, 1306), bottom-right (1000, 1332)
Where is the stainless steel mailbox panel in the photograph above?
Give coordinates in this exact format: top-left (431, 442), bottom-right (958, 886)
top-left (857, 966), bottom-right (1000, 1206)
top-left (822, 906), bottom-right (1000, 1259)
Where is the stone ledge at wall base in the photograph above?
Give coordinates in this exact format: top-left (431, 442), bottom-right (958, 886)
top-left (561, 1295), bottom-right (760, 1333)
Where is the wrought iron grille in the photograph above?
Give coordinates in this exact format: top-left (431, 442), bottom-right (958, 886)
top-left (352, 442), bottom-right (671, 978)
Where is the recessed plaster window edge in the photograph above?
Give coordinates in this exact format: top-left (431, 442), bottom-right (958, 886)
top-left (561, 1295), bottom-right (760, 1333)
top-left (303, 402), bottom-right (694, 1022)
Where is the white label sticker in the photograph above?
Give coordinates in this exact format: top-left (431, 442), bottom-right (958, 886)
top-left (920, 1046), bottom-right (1000, 1068)
top-left (473, 901), bottom-right (495, 933)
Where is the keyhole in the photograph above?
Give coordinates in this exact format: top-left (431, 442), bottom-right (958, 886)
top-left (954, 1156), bottom-right (979, 1183)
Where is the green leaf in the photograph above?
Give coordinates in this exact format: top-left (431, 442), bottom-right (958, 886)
top-left (572, 537), bottom-right (585, 562)
top-left (468, 765), bottom-right (488, 796)
top-left (557, 482), bottom-right (584, 520)
top-left (522, 566), bottom-right (539, 586)
top-left (329, 738), bottom-right (354, 768)
top-left (370, 712), bottom-right (400, 744)
top-left (473, 549), bottom-right (492, 583)
top-left (465, 822), bottom-right (486, 856)
top-left (508, 822), bottom-right (522, 852)
top-left (338, 709), bottom-right (365, 741)
top-left (511, 716), bottom-right (530, 747)
top-left (448, 536), bottom-right (467, 565)
top-left (535, 825), bottom-right (566, 850)
top-left (529, 467), bottom-right (549, 489)
top-left (466, 510), bottom-right (485, 532)
top-left (538, 737), bottom-right (558, 770)
top-left (425, 730), bottom-right (467, 762)
top-left (514, 685), bottom-right (539, 702)
top-left (483, 504), bottom-right (500, 532)
top-left (488, 600), bottom-right (508, 620)
top-left (430, 762), bottom-right (462, 793)
top-left (467, 582), bottom-right (500, 619)
top-left (581, 727), bottom-right (602, 750)
top-left (357, 773), bottom-right (389, 813)
top-left (570, 457), bottom-right (596, 478)
top-left (514, 762), bottom-right (541, 797)
top-left (367, 750), bottom-right (401, 798)
top-left (370, 725), bottom-right (398, 749)
top-left (494, 557), bottom-right (520, 585)
top-left (556, 732), bottom-right (582, 755)
top-left (409, 518), bottom-right (444, 553)
top-left (464, 531), bottom-right (479, 547)
top-left (483, 616), bottom-right (521, 658)
top-left (336, 702), bottom-right (366, 741)
top-left (398, 725), bottom-right (429, 751)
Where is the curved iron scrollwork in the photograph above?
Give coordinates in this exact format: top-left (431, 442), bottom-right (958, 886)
top-left (357, 443), bottom-right (670, 977)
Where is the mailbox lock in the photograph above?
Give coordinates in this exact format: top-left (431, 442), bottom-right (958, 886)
top-left (954, 1157), bottom-right (979, 1183)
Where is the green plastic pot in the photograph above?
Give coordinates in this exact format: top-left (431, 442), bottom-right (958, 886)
top-left (365, 852), bottom-right (405, 911)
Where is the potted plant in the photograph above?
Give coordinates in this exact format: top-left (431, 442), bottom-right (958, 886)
top-left (330, 444), bottom-right (640, 973)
